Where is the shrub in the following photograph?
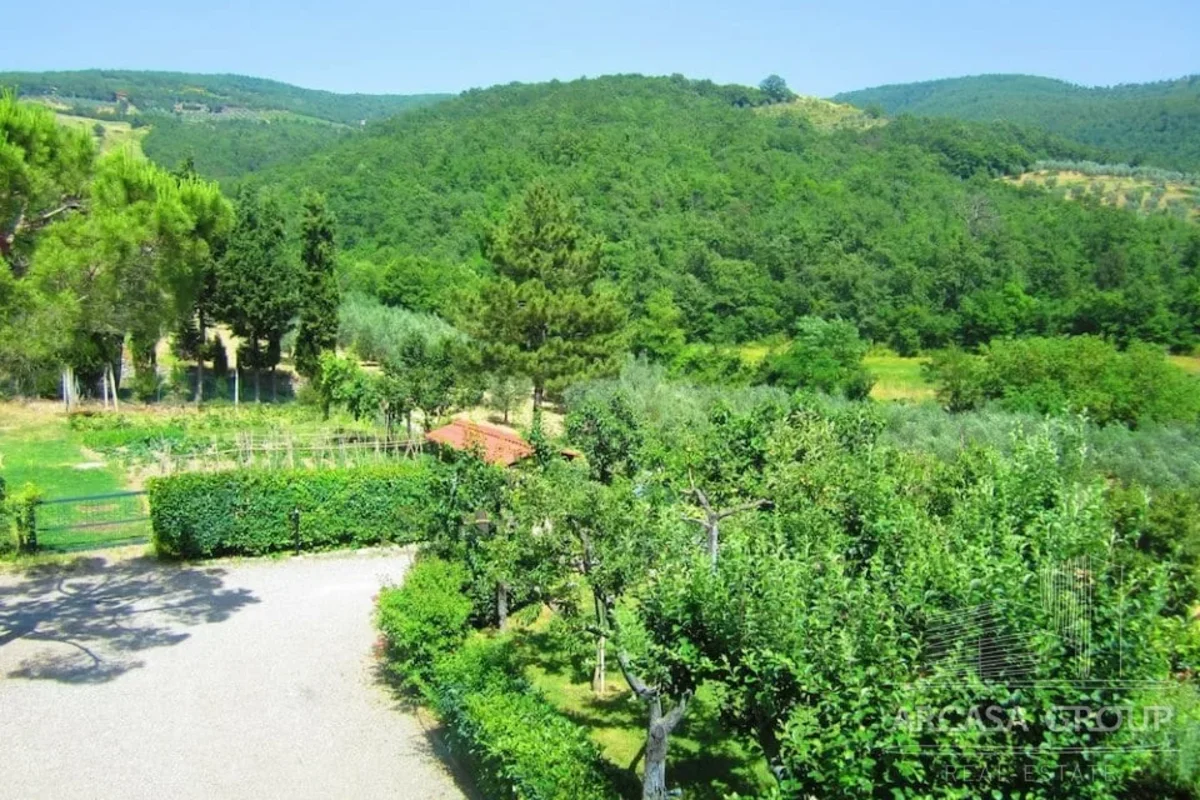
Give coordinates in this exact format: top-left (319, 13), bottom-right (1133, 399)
top-left (148, 461), bottom-right (439, 558)
top-left (9, 483), bottom-right (40, 554)
top-left (757, 316), bottom-right (875, 399)
top-left (431, 636), bottom-right (616, 800)
top-left (376, 555), bottom-right (473, 693)
top-left (375, 555), bottom-right (617, 799)
top-left (0, 476), bottom-right (12, 556)
top-left (924, 336), bottom-right (1200, 426)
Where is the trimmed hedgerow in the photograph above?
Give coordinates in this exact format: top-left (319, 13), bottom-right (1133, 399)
top-left (376, 557), bottom-right (617, 800)
top-left (376, 555), bottom-right (473, 694)
top-left (148, 461), bottom-right (439, 558)
top-left (431, 636), bottom-right (616, 800)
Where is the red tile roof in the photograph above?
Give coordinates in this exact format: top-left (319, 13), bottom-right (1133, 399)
top-left (425, 419), bottom-right (534, 467)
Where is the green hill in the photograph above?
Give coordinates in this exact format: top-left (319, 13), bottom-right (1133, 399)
top-left (0, 70), bottom-right (449, 182)
top-left (258, 74), bottom-right (1200, 352)
top-left (835, 74), bottom-right (1200, 172)
top-left (0, 69), bottom-right (447, 123)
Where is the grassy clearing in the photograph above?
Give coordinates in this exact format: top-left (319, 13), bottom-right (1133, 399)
top-left (864, 353), bottom-right (935, 401)
top-left (515, 621), bottom-right (773, 799)
top-left (1168, 354), bottom-right (1200, 375)
top-left (754, 95), bottom-right (886, 131)
top-left (734, 343), bottom-right (934, 402)
top-left (55, 113), bottom-right (148, 156)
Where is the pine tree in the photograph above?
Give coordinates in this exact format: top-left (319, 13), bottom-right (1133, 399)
top-left (473, 181), bottom-right (625, 405)
top-left (293, 191), bottom-right (340, 380)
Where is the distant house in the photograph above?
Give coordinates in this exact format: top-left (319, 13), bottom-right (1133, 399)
top-left (425, 419), bottom-right (534, 467)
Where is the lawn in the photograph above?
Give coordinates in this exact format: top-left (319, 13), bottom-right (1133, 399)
top-left (0, 404), bottom-right (127, 497)
top-left (514, 618), bottom-right (774, 799)
top-left (0, 403), bottom-right (140, 552)
top-left (864, 353), bottom-right (935, 401)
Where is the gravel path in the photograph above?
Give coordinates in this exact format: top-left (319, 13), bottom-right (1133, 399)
top-left (0, 549), bottom-right (467, 800)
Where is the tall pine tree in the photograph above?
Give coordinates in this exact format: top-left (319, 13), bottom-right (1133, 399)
top-left (473, 181), bottom-right (625, 405)
top-left (293, 191), bottom-right (339, 380)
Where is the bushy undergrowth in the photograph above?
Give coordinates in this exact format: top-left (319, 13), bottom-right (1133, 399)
top-left (924, 337), bottom-right (1200, 426)
top-left (376, 556), bottom-right (615, 800)
top-left (148, 461), bottom-right (438, 558)
top-left (376, 555), bottom-right (473, 693)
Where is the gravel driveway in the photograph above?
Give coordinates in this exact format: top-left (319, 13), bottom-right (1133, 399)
top-left (0, 548), bottom-right (466, 800)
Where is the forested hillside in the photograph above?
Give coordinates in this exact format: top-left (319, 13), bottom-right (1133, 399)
top-left (0, 70), bottom-right (448, 123)
top-left (835, 74), bottom-right (1200, 172)
top-left (262, 74), bottom-right (1200, 352)
top-left (0, 70), bottom-right (448, 183)
top-left (139, 116), bottom-right (352, 184)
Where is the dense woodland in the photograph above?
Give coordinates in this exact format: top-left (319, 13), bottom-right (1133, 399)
top-left (837, 74), bottom-right (1200, 173)
top-left (139, 116), bottom-right (353, 184)
top-left (252, 75), bottom-right (1200, 354)
top-left (1, 69), bottom-right (447, 183)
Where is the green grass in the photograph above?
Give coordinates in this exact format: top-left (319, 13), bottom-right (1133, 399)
top-left (1168, 354), bottom-right (1200, 375)
top-left (0, 404), bottom-right (141, 551)
top-left (514, 621), bottom-right (773, 799)
top-left (864, 352), bottom-right (935, 401)
top-left (0, 406), bottom-right (126, 496)
top-left (55, 113), bottom-right (148, 156)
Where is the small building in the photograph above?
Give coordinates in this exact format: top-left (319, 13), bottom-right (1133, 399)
top-left (425, 419), bottom-right (534, 467)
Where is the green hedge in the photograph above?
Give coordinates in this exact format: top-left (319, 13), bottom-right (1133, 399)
top-left (376, 555), bottom-right (473, 694)
top-left (148, 461), bottom-right (439, 558)
top-left (376, 557), bottom-right (616, 800)
top-left (432, 637), bottom-right (616, 800)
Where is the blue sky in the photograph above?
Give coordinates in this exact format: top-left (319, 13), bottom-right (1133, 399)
top-left (7, 0), bottom-right (1198, 96)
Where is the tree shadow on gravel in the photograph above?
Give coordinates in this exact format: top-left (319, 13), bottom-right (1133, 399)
top-left (0, 555), bottom-right (259, 683)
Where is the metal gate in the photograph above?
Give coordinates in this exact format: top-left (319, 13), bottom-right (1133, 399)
top-left (33, 490), bottom-right (150, 552)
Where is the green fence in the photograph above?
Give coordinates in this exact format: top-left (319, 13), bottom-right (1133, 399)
top-left (33, 490), bottom-right (150, 552)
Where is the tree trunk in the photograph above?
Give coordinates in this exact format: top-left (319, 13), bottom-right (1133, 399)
top-left (101, 366), bottom-right (109, 409)
top-left (195, 354), bottom-right (204, 407)
top-left (62, 366), bottom-right (75, 411)
top-left (532, 385), bottom-right (543, 409)
top-left (497, 582), bottom-right (509, 631)
top-left (234, 368), bottom-right (240, 407)
top-left (610, 637), bottom-right (690, 800)
top-left (593, 635), bottom-right (607, 694)
top-left (643, 696), bottom-right (670, 800)
top-left (109, 364), bottom-right (120, 412)
top-left (706, 519), bottom-right (720, 570)
top-left (592, 592), bottom-right (607, 694)
top-left (195, 313), bottom-right (205, 407)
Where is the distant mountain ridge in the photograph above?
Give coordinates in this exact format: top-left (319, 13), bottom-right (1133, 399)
top-left (835, 74), bottom-right (1200, 172)
top-left (0, 69), bottom-right (448, 124)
